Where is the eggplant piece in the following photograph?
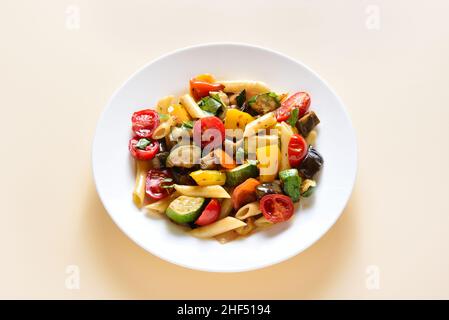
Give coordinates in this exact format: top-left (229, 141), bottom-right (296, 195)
top-left (158, 139), bottom-right (168, 153)
top-left (171, 167), bottom-right (197, 185)
top-left (150, 151), bottom-right (169, 169)
top-left (255, 181), bottom-right (284, 199)
top-left (296, 111), bottom-right (320, 137)
top-left (298, 146), bottom-right (323, 179)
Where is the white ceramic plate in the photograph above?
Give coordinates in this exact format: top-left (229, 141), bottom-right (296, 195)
top-left (92, 43), bottom-right (357, 272)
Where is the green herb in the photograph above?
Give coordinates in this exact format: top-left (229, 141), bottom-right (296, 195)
top-left (236, 90), bottom-right (246, 108)
top-left (158, 113), bottom-right (170, 121)
top-left (198, 96), bottom-right (223, 115)
top-left (181, 120), bottom-right (194, 129)
top-left (135, 138), bottom-right (152, 150)
top-left (287, 108), bottom-right (299, 127)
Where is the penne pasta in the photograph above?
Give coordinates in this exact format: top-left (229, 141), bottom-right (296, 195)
top-left (254, 216), bottom-right (274, 229)
top-left (179, 94), bottom-right (207, 119)
top-left (151, 116), bottom-right (175, 140)
top-left (219, 198), bottom-right (233, 219)
top-left (276, 122), bottom-right (294, 172)
top-left (132, 160), bottom-right (151, 208)
top-left (218, 80), bottom-right (270, 98)
top-left (306, 130), bottom-right (317, 145)
top-left (190, 217), bottom-right (246, 238)
top-left (235, 201), bottom-right (261, 220)
top-left (143, 192), bottom-right (179, 214)
top-left (235, 217), bottom-right (256, 236)
top-left (214, 230), bottom-right (239, 244)
top-left (243, 112), bottom-right (277, 137)
top-left (156, 95), bottom-right (175, 114)
top-left (174, 184), bottom-right (231, 198)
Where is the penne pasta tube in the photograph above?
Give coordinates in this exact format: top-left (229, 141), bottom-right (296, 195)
top-left (306, 130), bottom-right (317, 145)
top-left (143, 192), bottom-right (179, 214)
top-left (132, 160), bottom-right (151, 208)
top-left (276, 122), bottom-right (294, 172)
top-left (156, 95), bottom-right (175, 114)
top-left (214, 230), bottom-right (239, 244)
top-left (151, 116), bottom-right (175, 140)
top-left (179, 94), bottom-right (207, 119)
top-left (235, 202), bottom-right (262, 220)
top-left (174, 185), bottom-right (231, 198)
top-left (254, 216), bottom-right (274, 229)
top-left (218, 80), bottom-right (270, 98)
top-left (243, 112), bottom-right (277, 137)
top-left (219, 198), bottom-right (233, 219)
top-left (235, 217), bottom-right (256, 236)
top-left (190, 217), bottom-right (246, 238)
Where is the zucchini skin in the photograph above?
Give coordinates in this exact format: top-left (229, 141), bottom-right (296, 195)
top-left (248, 92), bottom-right (280, 114)
top-left (165, 196), bottom-right (205, 224)
top-left (225, 163), bottom-right (259, 187)
top-left (279, 169), bottom-right (302, 202)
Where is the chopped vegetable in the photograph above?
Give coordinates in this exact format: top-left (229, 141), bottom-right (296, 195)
top-left (166, 196), bottom-right (205, 224)
top-left (215, 149), bottom-right (236, 170)
top-left (190, 79), bottom-right (225, 101)
top-left (190, 170), bottom-right (226, 186)
top-left (171, 167), bottom-right (197, 185)
top-left (223, 109), bottom-right (254, 130)
top-left (225, 162), bottom-right (259, 187)
top-left (129, 137), bottom-right (159, 160)
top-left (286, 107), bottom-right (299, 127)
top-left (275, 92), bottom-right (311, 121)
top-left (146, 169), bottom-right (174, 200)
top-left (298, 146), bottom-right (323, 178)
top-left (167, 104), bottom-right (191, 125)
top-left (296, 111), bottom-right (320, 137)
top-left (259, 194), bottom-right (294, 223)
top-left (256, 144), bottom-right (280, 182)
top-left (195, 199), bottom-right (221, 226)
top-left (236, 90), bottom-right (246, 108)
top-left (288, 134), bottom-right (308, 167)
top-left (279, 169), bottom-right (302, 202)
top-left (150, 151), bottom-right (169, 169)
top-left (248, 92), bottom-right (280, 114)
top-left (181, 120), bottom-right (194, 129)
top-left (198, 96), bottom-right (223, 115)
top-left (232, 178), bottom-right (260, 210)
top-left (131, 109), bottom-right (160, 138)
top-left (193, 116), bottom-right (225, 148)
top-left (255, 181), bottom-right (284, 199)
top-left (166, 144), bottom-right (201, 168)
top-left (200, 152), bottom-right (219, 170)
top-left (300, 179), bottom-right (317, 197)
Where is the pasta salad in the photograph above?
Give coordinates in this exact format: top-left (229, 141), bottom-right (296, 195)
top-left (128, 74), bottom-right (323, 243)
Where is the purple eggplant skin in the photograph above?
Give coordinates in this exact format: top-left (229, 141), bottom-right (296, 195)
top-left (255, 181), bottom-right (284, 199)
top-left (298, 146), bottom-right (323, 179)
top-left (296, 111), bottom-right (320, 137)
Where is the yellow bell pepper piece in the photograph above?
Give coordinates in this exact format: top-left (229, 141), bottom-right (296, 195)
top-left (168, 104), bottom-right (191, 125)
top-left (224, 109), bottom-right (254, 130)
top-left (189, 170), bottom-right (226, 186)
top-left (256, 144), bottom-right (280, 182)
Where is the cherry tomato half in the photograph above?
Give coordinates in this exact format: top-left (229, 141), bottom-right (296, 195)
top-left (193, 116), bottom-right (225, 149)
top-left (288, 134), bottom-right (308, 167)
top-left (275, 92), bottom-right (311, 122)
top-left (131, 109), bottom-right (160, 138)
top-left (260, 194), bottom-right (294, 223)
top-left (195, 199), bottom-right (221, 226)
top-left (129, 137), bottom-right (159, 160)
top-left (190, 79), bottom-right (225, 101)
top-left (145, 169), bottom-right (173, 200)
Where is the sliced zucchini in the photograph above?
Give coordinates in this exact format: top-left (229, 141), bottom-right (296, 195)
top-left (279, 169), bottom-right (302, 202)
top-left (248, 92), bottom-right (280, 114)
top-left (165, 196), bottom-right (205, 224)
top-left (225, 162), bottom-right (259, 187)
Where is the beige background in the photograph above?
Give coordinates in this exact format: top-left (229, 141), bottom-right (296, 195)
top-left (1, 0), bottom-right (448, 299)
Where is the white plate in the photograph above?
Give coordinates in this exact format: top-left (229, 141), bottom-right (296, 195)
top-left (92, 43), bottom-right (357, 272)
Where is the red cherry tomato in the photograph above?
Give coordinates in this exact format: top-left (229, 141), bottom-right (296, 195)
top-left (145, 169), bottom-right (173, 200)
top-left (129, 137), bottom-right (159, 160)
top-left (193, 116), bottom-right (225, 149)
top-left (190, 79), bottom-right (225, 101)
top-left (195, 199), bottom-right (221, 226)
top-left (260, 194), bottom-right (294, 223)
top-left (275, 92), bottom-right (311, 122)
top-left (131, 109), bottom-right (160, 138)
top-left (288, 134), bottom-right (308, 167)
